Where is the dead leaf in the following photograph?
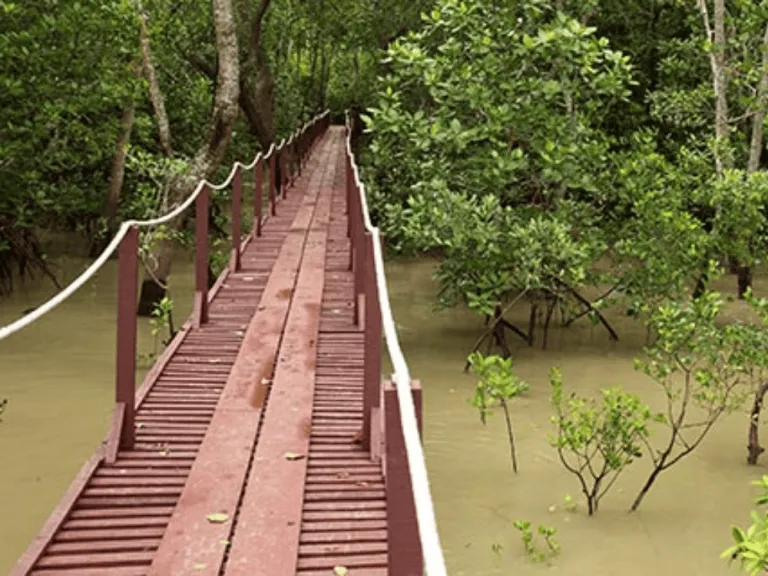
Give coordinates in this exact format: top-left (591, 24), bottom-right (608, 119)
top-left (333, 566), bottom-right (348, 576)
top-left (193, 563), bottom-right (206, 570)
top-left (206, 512), bottom-right (229, 524)
top-left (336, 471), bottom-right (350, 480)
top-left (357, 481), bottom-right (370, 488)
top-left (220, 539), bottom-right (230, 546)
top-left (159, 449), bottom-right (169, 456)
top-left (284, 452), bottom-right (305, 461)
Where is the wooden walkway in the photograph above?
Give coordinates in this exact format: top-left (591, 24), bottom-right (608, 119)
top-left (12, 125), bottom-right (423, 576)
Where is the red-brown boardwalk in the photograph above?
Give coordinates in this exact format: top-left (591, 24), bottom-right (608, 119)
top-left (11, 124), bottom-right (425, 576)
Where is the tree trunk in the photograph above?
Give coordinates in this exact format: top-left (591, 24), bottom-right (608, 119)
top-left (747, 382), bottom-right (768, 465)
top-left (738, 24), bottom-right (768, 299)
top-left (139, 8), bottom-right (173, 157)
top-left (91, 101), bottom-right (136, 256)
top-left (239, 0), bottom-right (275, 148)
top-left (138, 0), bottom-right (241, 315)
top-left (630, 464), bottom-right (665, 511)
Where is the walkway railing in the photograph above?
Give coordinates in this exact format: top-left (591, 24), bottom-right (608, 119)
top-left (344, 115), bottom-right (448, 576)
top-left (0, 111), bottom-right (330, 465)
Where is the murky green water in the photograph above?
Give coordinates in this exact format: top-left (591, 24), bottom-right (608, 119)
top-left (0, 252), bottom-right (194, 574)
top-left (0, 251), bottom-right (765, 575)
top-left (387, 258), bottom-right (766, 576)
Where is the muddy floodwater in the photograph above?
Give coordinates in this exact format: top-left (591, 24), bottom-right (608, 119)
top-left (0, 250), bottom-right (195, 574)
top-left (0, 252), bottom-right (765, 575)
top-left (386, 259), bottom-right (767, 576)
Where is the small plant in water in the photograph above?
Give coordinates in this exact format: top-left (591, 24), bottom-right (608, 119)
top-left (0, 398), bottom-right (7, 422)
top-left (563, 494), bottom-right (577, 513)
top-left (468, 352), bottom-right (529, 473)
top-left (512, 520), bottom-right (559, 562)
top-left (549, 367), bottom-right (655, 515)
top-left (722, 475), bottom-right (768, 574)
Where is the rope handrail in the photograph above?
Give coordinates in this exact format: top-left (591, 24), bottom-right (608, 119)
top-left (344, 118), bottom-right (448, 576)
top-left (0, 111), bottom-right (329, 342)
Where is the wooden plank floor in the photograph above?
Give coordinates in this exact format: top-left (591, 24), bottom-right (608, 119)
top-left (15, 126), bottom-right (391, 576)
top-left (296, 129), bottom-right (388, 576)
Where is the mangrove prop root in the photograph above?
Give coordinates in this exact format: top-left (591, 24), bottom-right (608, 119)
top-left (555, 279), bottom-right (619, 342)
top-left (748, 382), bottom-right (768, 465)
top-left (542, 299), bottom-right (556, 350)
top-left (464, 307), bottom-right (529, 371)
top-left (0, 223), bottom-right (61, 296)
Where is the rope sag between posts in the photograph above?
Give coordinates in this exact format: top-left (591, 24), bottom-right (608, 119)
top-left (345, 117), bottom-right (448, 576)
top-left (0, 112), bottom-right (328, 342)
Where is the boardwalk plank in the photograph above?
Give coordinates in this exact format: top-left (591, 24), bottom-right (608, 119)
top-left (147, 137), bottom-right (332, 576)
top-left (223, 132), bottom-right (335, 576)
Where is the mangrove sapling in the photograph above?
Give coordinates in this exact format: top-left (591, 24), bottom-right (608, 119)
top-left (549, 368), bottom-right (655, 516)
top-left (721, 475), bottom-right (768, 574)
top-left (630, 292), bottom-right (755, 511)
top-left (512, 520), bottom-right (560, 562)
top-left (0, 398), bottom-right (7, 422)
top-left (468, 352), bottom-right (529, 473)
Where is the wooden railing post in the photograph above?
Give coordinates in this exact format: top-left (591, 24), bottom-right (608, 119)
top-left (384, 378), bottom-right (423, 576)
top-left (280, 145), bottom-right (288, 198)
top-left (115, 225), bottom-right (138, 454)
top-left (268, 152), bottom-right (277, 216)
top-left (231, 167), bottom-right (242, 272)
top-left (254, 158), bottom-right (263, 237)
top-left (363, 234), bottom-right (381, 451)
top-left (194, 185), bottom-right (210, 328)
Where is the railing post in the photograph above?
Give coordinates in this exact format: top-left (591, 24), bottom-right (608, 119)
top-left (194, 185), bottom-right (210, 327)
top-left (384, 378), bottom-right (423, 576)
top-left (115, 225), bottom-right (138, 452)
top-left (363, 234), bottom-right (381, 451)
top-left (231, 167), bottom-right (242, 272)
top-left (269, 152), bottom-right (277, 216)
top-left (280, 145), bottom-right (288, 198)
top-left (254, 158), bottom-right (263, 237)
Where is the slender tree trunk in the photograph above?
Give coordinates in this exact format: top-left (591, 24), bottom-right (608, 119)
top-left (748, 382), bottom-right (768, 465)
top-left (92, 100), bottom-right (136, 256)
top-left (139, 8), bottom-right (173, 157)
top-left (737, 24), bottom-right (768, 299)
top-left (138, 0), bottom-right (241, 314)
top-left (630, 463), bottom-right (665, 511)
top-left (501, 400), bottom-right (518, 473)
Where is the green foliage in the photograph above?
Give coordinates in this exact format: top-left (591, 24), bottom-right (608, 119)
top-left (549, 367), bottom-right (655, 515)
top-left (139, 296), bottom-right (174, 367)
top-left (362, 0), bottom-right (636, 349)
top-left (468, 352), bottom-right (529, 472)
top-left (512, 520), bottom-right (560, 563)
top-left (722, 476), bottom-right (768, 575)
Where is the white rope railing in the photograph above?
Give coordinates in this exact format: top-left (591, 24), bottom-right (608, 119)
top-left (345, 120), bottom-right (448, 576)
top-left (0, 112), bottom-right (329, 342)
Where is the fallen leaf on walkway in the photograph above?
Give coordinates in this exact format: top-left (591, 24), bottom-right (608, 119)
top-left (159, 450), bottom-right (169, 456)
top-left (333, 567), bottom-right (348, 576)
top-left (357, 481), bottom-right (370, 488)
top-left (193, 563), bottom-right (206, 570)
top-left (336, 471), bottom-right (350, 479)
top-left (284, 452), bottom-right (305, 461)
top-left (206, 513), bottom-right (229, 523)
top-left (220, 539), bottom-right (230, 546)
